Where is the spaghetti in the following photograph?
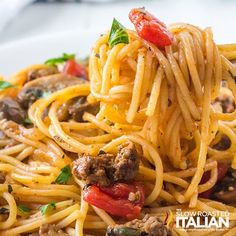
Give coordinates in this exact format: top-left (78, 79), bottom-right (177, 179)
top-left (0, 7), bottom-right (235, 236)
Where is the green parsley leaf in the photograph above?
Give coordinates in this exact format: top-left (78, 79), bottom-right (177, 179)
top-left (55, 165), bottom-right (72, 184)
top-left (45, 53), bottom-right (75, 66)
top-left (8, 185), bottom-right (13, 193)
top-left (18, 205), bottom-right (30, 214)
top-left (24, 118), bottom-right (33, 125)
top-left (40, 202), bottom-right (56, 216)
top-left (0, 81), bottom-right (14, 90)
top-left (108, 18), bottom-right (129, 48)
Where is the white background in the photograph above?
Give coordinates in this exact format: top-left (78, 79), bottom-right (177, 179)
top-left (0, 0), bottom-right (236, 45)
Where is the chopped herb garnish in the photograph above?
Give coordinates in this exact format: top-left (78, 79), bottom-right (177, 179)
top-left (0, 207), bottom-right (9, 214)
top-left (45, 53), bottom-right (75, 66)
top-left (55, 165), bottom-right (72, 184)
top-left (108, 18), bottom-right (129, 48)
top-left (8, 185), bottom-right (13, 193)
top-left (40, 202), bottom-right (56, 215)
top-left (18, 205), bottom-right (30, 214)
top-left (24, 118), bottom-right (33, 125)
top-left (0, 81), bottom-right (14, 90)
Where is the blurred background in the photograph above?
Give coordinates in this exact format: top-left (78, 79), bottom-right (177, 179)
top-left (0, 0), bottom-right (236, 45)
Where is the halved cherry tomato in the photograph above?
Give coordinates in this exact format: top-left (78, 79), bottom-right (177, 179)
top-left (200, 162), bottom-right (228, 198)
top-left (83, 183), bottom-right (145, 220)
top-left (129, 8), bottom-right (173, 47)
top-left (63, 59), bottom-right (88, 79)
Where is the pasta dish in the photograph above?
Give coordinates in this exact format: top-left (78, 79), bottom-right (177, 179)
top-left (0, 7), bottom-right (236, 236)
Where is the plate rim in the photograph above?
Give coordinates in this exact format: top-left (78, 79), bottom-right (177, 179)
top-left (0, 29), bottom-right (100, 51)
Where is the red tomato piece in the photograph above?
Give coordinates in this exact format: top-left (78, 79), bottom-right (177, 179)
top-left (129, 8), bottom-right (173, 47)
top-left (63, 59), bottom-right (88, 79)
top-left (200, 162), bottom-right (228, 198)
top-left (83, 183), bottom-right (145, 220)
top-left (100, 182), bottom-right (145, 205)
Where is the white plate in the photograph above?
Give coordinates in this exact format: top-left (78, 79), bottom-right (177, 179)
top-left (0, 30), bottom-right (100, 77)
